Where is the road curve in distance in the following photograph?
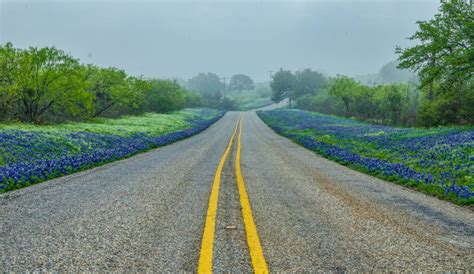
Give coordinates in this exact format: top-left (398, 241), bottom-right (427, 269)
top-left (1, 109), bottom-right (473, 272)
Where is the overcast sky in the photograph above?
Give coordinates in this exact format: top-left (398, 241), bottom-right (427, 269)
top-left (1, 0), bottom-right (439, 82)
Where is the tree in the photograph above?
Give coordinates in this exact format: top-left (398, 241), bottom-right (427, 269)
top-left (296, 91), bottom-right (336, 115)
top-left (328, 76), bottom-right (360, 115)
top-left (254, 82), bottom-right (272, 97)
top-left (294, 69), bottom-right (327, 98)
top-left (0, 42), bottom-right (198, 123)
top-left (0, 42), bottom-right (20, 120)
top-left (352, 85), bottom-right (378, 120)
top-left (184, 91), bottom-right (204, 108)
top-left (270, 68), bottom-right (296, 108)
top-left (126, 76), bottom-right (149, 114)
top-left (0, 42), bottom-right (18, 89)
top-left (218, 97), bottom-right (237, 110)
top-left (396, 0), bottom-right (473, 125)
top-left (378, 60), bottom-right (416, 84)
top-left (145, 79), bottom-right (187, 113)
top-left (13, 46), bottom-right (88, 122)
top-left (187, 72), bottom-right (224, 105)
top-left (228, 74), bottom-right (254, 93)
top-left (399, 83), bottom-right (420, 126)
top-left (84, 65), bottom-right (144, 117)
top-left (384, 85), bottom-right (404, 125)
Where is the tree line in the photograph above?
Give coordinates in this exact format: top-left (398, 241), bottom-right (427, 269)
top-left (0, 42), bottom-right (206, 123)
top-left (396, 0), bottom-right (473, 126)
top-left (270, 68), bottom-right (420, 126)
top-left (0, 43), bottom-right (259, 123)
top-left (271, 0), bottom-right (473, 127)
top-left (297, 76), bottom-right (419, 126)
top-left (186, 72), bottom-right (256, 110)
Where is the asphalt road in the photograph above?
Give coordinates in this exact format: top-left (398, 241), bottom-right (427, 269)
top-left (1, 110), bottom-right (473, 272)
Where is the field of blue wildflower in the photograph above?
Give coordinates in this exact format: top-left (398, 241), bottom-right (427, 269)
top-left (0, 108), bottom-right (224, 192)
top-left (257, 109), bottom-right (474, 205)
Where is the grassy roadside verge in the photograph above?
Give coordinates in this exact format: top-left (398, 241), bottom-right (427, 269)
top-left (257, 109), bottom-right (474, 206)
top-left (0, 108), bottom-right (225, 192)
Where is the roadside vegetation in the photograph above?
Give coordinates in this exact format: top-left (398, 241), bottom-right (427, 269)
top-left (263, 0), bottom-right (473, 205)
top-left (0, 108), bottom-right (224, 192)
top-left (0, 42), bottom-right (269, 191)
top-left (270, 0), bottom-right (473, 128)
top-left (0, 43), bottom-right (233, 191)
top-left (0, 43), bottom-right (212, 123)
top-left (297, 78), bottom-right (420, 127)
top-left (258, 110), bottom-right (473, 205)
top-left (0, 0), bottom-right (471, 200)
top-left (0, 41), bottom-right (270, 123)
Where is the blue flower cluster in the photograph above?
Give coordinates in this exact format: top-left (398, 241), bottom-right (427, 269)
top-left (0, 111), bottom-right (224, 191)
top-left (258, 109), bottom-right (474, 203)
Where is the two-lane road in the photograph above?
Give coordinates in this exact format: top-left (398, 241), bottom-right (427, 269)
top-left (1, 111), bottom-right (473, 272)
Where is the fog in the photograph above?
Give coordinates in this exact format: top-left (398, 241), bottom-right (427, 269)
top-left (0, 0), bottom-right (439, 82)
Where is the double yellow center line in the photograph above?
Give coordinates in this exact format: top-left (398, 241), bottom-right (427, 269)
top-left (198, 114), bottom-right (268, 273)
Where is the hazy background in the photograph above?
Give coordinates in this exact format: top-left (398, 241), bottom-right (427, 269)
top-left (0, 0), bottom-right (439, 82)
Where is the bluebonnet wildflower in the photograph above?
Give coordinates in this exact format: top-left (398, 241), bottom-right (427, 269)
top-left (0, 111), bottom-right (224, 191)
top-left (258, 109), bottom-right (474, 202)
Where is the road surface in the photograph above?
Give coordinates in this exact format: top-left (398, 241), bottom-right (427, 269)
top-left (1, 110), bottom-right (473, 272)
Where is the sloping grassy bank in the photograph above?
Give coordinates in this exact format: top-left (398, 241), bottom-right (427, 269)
top-left (237, 97), bottom-right (273, 110)
top-left (226, 90), bottom-right (273, 110)
top-left (0, 108), bottom-right (225, 192)
top-left (257, 109), bottom-right (474, 206)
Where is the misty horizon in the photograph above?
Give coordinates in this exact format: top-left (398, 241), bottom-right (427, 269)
top-left (1, 0), bottom-right (439, 82)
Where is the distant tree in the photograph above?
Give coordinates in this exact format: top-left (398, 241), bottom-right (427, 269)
top-left (396, 0), bottom-right (474, 125)
top-left (187, 72), bottom-right (224, 105)
top-left (378, 60), bottom-right (416, 84)
top-left (254, 82), bottom-right (272, 97)
top-left (328, 76), bottom-right (360, 115)
top-left (218, 97), bottom-right (237, 110)
top-left (296, 91), bottom-right (336, 116)
top-left (270, 68), bottom-right (297, 108)
top-left (294, 69), bottom-right (327, 98)
top-left (297, 81), bottom-right (420, 127)
top-left (170, 77), bottom-right (188, 88)
top-left (228, 74), bottom-right (254, 93)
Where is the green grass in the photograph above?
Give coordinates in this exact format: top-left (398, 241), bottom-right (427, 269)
top-left (0, 108), bottom-right (214, 136)
top-left (1, 108), bottom-right (224, 191)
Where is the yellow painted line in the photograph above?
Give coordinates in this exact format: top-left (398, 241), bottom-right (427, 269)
top-left (198, 116), bottom-right (240, 274)
top-left (235, 115), bottom-right (269, 273)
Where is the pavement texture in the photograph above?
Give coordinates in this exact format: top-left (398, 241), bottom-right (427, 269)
top-left (1, 109), bottom-right (473, 272)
